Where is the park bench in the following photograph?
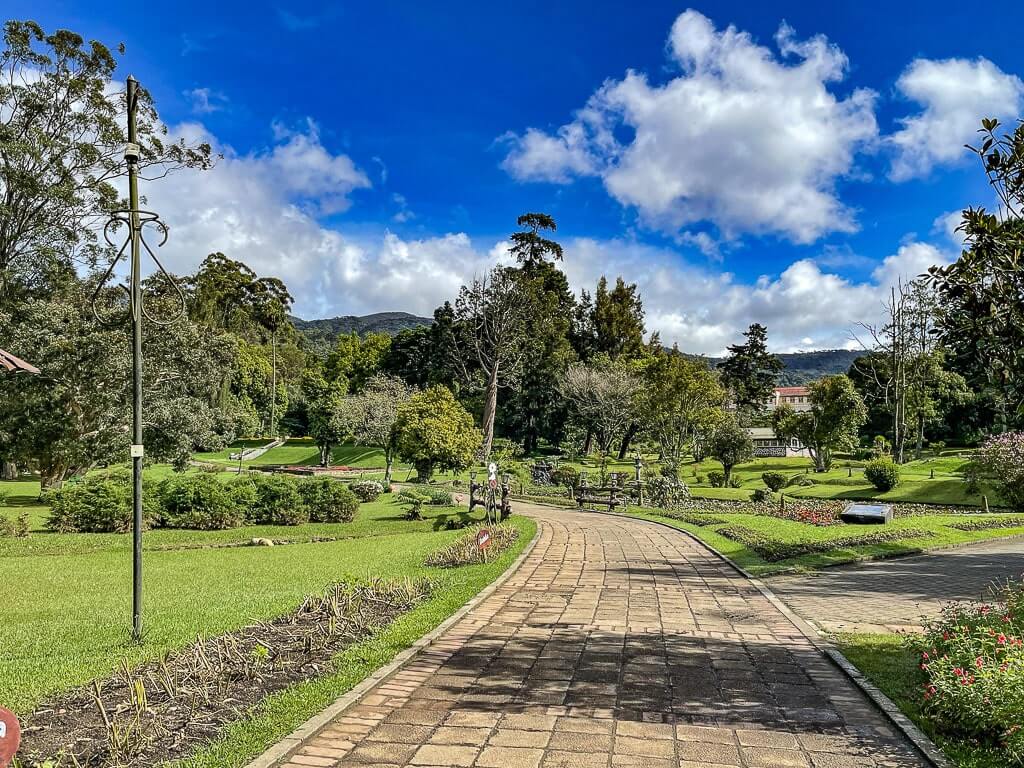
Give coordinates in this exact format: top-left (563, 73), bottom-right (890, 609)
top-left (576, 484), bottom-right (626, 514)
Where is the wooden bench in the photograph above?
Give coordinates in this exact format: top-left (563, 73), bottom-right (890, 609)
top-left (576, 485), bottom-right (625, 514)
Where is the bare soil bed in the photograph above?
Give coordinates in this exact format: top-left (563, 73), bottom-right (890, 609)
top-left (18, 578), bottom-right (428, 767)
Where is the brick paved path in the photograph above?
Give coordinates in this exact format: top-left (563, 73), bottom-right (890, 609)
top-left (266, 506), bottom-right (925, 768)
top-left (767, 537), bottom-right (1024, 634)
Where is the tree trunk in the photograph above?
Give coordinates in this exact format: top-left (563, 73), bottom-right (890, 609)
top-left (582, 429), bottom-right (593, 456)
top-left (384, 457), bottom-right (393, 486)
top-left (414, 459), bottom-right (434, 483)
top-left (270, 328), bottom-right (277, 437)
top-left (39, 465), bottom-right (66, 492)
top-left (480, 363), bottom-right (500, 458)
top-left (320, 443), bottom-right (331, 467)
top-left (915, 413), bottom-right (925, 460)
top-left (617, 423), bottom-right (639, 460)
top-left (1, 460), bottom-right (17, 481)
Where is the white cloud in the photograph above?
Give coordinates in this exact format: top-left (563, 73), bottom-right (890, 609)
top-left (146, 119), bottom-right (950, 356)
top-left (558, 237), bottom-right (951, 355)
top-left (185, 87), bottom-right (227, 114)
top-left (889, 57), bottom-right (1024, 181)
top-left (500, 9), bottom-right (878, 244)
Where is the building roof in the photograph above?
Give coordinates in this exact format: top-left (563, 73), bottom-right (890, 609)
top-left (746, 427), bottom-right (777, 438)
top-left (775, 386), bottom-right (809, 396)
top-left (0, 347), bottom-right (40, 374)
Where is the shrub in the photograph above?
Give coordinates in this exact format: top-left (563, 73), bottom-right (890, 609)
top-left (645, 474), bottom-right (690, 510)
top-left (551, 465), bottom-right (579, 491)
top-left (751, 488), bottom-right (772, 503)
top-left (0, 511), bottom-right (28, 538)
top-left (226, 475), bottom-right (259, 512)
top-left (865, 457), bottom-right (901, 491)
top-left (761, 472), bottom-right (788, 492)
top-left (248, 475), bottom-right (308, 526)
top-left (349, 480), bottom-right (383, 503)
top-left (929, 440), bottom-right (947, 454)
top-left (423, 487), bottom-right (454, 506)
top-left (299, 478), bottom-right (359, 523)
top-left (975, 432), bottom-right (1024, 512)
top-left (46, 477), bottom-right (157, 533)
top-left (718, 525), bottom-right (930, 562)
top-left (157, 474), bottom-right (244, 530)
top-left (913, 578), bottom-right (1024, 762)
top-left (708, 470), bottom-right (726, 488)
top-left (787, 474), bottom-right (815, 487)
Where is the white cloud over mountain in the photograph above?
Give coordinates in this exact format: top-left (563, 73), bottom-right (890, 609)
top-left (889, 57), bottom-right (1024, 181)
top-left (148, 116), bottom-right (950, 356)
top-left (501, 10), bottom-right (879, 244)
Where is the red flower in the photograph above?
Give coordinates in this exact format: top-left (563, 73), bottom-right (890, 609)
top-left (975, 656), bottom-right (984, 668)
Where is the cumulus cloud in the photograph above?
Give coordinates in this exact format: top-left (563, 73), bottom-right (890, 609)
top-left (558, 237), bottom-right (951, 355)
top-left (145, 117), bottom-right (950, 356)
top-left (501, 9), bottom-right (878, 243)
top-left (889, 57), bottom-right (1024, 181)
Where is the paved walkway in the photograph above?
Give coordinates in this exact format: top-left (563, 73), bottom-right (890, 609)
top-left (768, 537), bottom-right (1024, 634)
top-left (265, 506), bottom-right (925, 768)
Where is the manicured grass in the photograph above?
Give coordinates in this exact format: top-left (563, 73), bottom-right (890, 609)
top-left (0, 476), bottom-right (533, 715)
top-left (623, 506), bottom-right (1024, 576)
top-left (836, 633), bottom-right (1007, 768)
top-left (199, 438), bottom-right (392, 469)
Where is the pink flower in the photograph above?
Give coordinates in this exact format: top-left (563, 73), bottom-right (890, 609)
top-left (976, 656), bottom-right (984, 668)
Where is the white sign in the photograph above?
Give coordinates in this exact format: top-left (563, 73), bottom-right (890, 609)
top-left (130, 444), bottom-right (145, 458)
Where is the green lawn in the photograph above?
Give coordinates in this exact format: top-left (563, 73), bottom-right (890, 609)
top-left (195, 438), bottom-right (393, 470)
top-left (0, 478), bottom-right (534, 725)
top-left (624, 506), bottom-right (1024, 576)
top-left (836, 634), bottom-right (1008, 768)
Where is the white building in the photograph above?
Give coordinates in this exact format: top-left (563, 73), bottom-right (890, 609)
top-left (746, 427), bottom-right (808, 458)
top-left (767, 385), bottom-right (812, 412)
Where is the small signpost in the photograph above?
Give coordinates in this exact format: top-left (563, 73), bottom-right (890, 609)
top-left (0, 707), bottom-right (20, 768)
top-left (477, 528), bottom-right (492, 550)
top-left (841, 502), bottom-right (894, 524)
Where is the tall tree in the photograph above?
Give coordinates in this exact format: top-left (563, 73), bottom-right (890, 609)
top-left (928, 118), bottom-right (1024, 425)
top-left (0, 21), bottom-right (212, 300)
top-left (773, 375), bottom-right (867, 472)
top-left (451, 266), bottom-right (529, 457)
top-left (640, 349), bottom-right (727, 469)
top-left (717, 323), bottom-right (783, 416)
top-left (560, 358), bottom-right (640, 455)
top-left (503, 214), bottom-right (577, 453)
top-left (346, 374), bottom-right (413, 485)
top-left (591, 276), bottom-right (648, 360)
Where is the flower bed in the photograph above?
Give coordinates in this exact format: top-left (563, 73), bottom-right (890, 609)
top-left (716, 524), bottom-right (931, 562)
top-left (912, 578), bottom-right (1024, 763)
top-left (945, 516), bottom-right (1024, 532)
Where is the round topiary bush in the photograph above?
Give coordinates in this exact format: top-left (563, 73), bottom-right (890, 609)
top-left (300, 478), bottom-right (360, 522)
top-left (761, 472), bottom-right (788, 492)
top-left (349, 480), bottom-right (384, 503)
top-left (158, 474), bottom-right (244, 530)
top-left (248, 475), bottom-right (308, 526)
top-left (864, 457), bottom-right (901, 491)
top-left (708, 470), bottom-right (726, 488)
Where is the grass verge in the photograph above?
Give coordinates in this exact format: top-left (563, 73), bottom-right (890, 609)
top-left (165, 515), bottom-right (535, 768)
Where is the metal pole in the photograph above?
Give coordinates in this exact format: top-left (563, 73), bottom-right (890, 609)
top-left (127, 76), bottom-right (144, 645)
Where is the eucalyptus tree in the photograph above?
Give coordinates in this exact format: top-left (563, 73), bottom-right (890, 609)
top-left (0, 20), bottom-right (213, 300)
top-left (451, 266), bottom-right (529, 458)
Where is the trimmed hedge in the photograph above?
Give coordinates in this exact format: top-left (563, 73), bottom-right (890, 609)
top-left (46, 472), bottom-right (363, 532)
top-left (349, 480), bottom-right (384, 503)
top-left (717, 524), bottom-right (931, 562)
top-left (761, 472), bottom-right (788, 492)
top-left (300, 478), bottom-right (359, 523)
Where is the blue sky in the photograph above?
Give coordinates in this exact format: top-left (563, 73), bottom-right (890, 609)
top-left (9, 1), bottom-right (1024, 353)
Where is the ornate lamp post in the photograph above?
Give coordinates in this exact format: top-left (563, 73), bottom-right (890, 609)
top-left (91, 76), bottom-right (185, 643)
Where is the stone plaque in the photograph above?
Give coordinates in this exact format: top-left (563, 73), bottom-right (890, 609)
top-left (841, 502), bottom-right (893, 524)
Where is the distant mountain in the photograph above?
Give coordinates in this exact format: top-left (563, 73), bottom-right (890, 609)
top-left (685, 348), bottom-right (863, 385)
top-left (293, 311), bottom-right (863, 384)
top-left (291, 312), bottom-right (431, 352)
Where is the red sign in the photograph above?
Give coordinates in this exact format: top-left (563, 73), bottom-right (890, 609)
top-left (488, 477), bottom-right (497, 490)
top-left (0, 708), bottom-right (20, 768)
top-left (476, 528), bottom-right (492, 550)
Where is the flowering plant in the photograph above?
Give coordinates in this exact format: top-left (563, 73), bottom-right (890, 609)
top-left (974, 432), bottom-right (1024, 511)
top-left (912, 576), bottom-right (1024, 762)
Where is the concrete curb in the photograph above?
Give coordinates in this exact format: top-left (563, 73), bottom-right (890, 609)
top-left (556, 504), bottom-right (952, 768)
top-left (242, 523), bottom-right (542, 768)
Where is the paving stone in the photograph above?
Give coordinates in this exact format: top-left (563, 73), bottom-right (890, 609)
top-left (266, 506), bottom-right (926, 768)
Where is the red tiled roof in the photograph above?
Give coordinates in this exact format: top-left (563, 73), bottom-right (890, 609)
top-left (0, 347), bottom-right (39, 374)
top-left (775, 386), bottom-right (809, 395)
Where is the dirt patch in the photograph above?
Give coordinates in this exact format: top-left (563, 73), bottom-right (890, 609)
top-left (17, 578), bottom-right (429, 767)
